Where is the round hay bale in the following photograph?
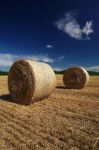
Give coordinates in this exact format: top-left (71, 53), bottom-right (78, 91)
top-left (8, 60), bottom-right (56, 105)
top-left (63, 67), bottom-right (90, 89)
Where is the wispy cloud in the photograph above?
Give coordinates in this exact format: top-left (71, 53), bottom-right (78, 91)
top-left (54, 12), bottom-right (94, 40)
top-left (46, 44), bottom-right (53, 48)
top-left (0, 53), bottom-right (65, 70)
top-left (54, 67), bottom-right (63, 71)
top-left (0, 54), bottom-right (14, 67)
top-left (87, 66), bottom-right (99, 72)
top-left (69, 64), bottom-right (78, 67)
top-left (58, 56), bottom-right (64, 60)
top-left (0, 53), bottom-right (54, 69)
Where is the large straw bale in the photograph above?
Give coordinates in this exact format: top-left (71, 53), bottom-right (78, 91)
top-left (8, 60), bottom-right (56, 105)
top-left (63, 67), bottom-right (90, 89)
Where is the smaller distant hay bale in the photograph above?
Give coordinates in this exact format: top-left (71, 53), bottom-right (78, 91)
top-left (63, 67), bottom-right (90, 89)
top-left (8, 60), bottom-right (56, 105)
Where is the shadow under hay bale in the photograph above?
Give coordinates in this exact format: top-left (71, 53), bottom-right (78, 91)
top-left (8, 59), bottom-right (56, 105)
top-left (0, 94), bottom-right (13, 103)
top-left (63, 67), bottom-right (90, 89)
top-left (56, 86), bottom-right (66, 89)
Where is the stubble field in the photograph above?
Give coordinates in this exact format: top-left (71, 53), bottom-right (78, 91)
top-left (0, 75), bottom-right (99, 150)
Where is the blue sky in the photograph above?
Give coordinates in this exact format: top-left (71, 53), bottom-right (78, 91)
top-left (0, 0), bottom-right (99, 71)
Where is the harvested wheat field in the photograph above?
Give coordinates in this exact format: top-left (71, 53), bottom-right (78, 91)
top-left (0, 75), bottom-right (99, 150)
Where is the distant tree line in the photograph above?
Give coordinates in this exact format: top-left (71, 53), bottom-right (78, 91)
top-left (54, 70), bottom-right (99, 76)
top-left (0, 70), bottom-right (8, 75)
top-left (88, 71), bottom-right (99, 76)
top-left (0, 70), bottom-right (99, 76)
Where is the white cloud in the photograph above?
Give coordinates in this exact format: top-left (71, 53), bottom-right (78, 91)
top-left (69, 64), bottom-right (78, 67)
top-left (54, 12), bottom-right (94, 40)
top-left (0, 53), bottom-right (65, 71)
top-left (54, 67), bottom-right (63, 71)
top-left (83, 21), bottom-right (93, 39)
top-left (0, 54), bottom-right (14, 67)
top-left (0, 53), bottom-right (54, 69)
top-left (46, 44), bottom-right (53, 48)
top-left (58, 56), bottom-right (64, 60)
top-left (87, 66), bottom-right (99, 72)
top-left (41, 57), bottom-right (54, 63)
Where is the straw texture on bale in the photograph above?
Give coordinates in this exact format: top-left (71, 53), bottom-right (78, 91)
top-left (8, 60), bottom-right (56, 105)
top-left (63, 67), bottom-right (90, 89)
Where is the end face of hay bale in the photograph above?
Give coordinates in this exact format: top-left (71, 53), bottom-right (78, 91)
top-left (63, 67), bottom-right (90, 89)
top-left (8, 59), bottom-right (56, 105)
top-left (8, 60), bottom-right (35, 105)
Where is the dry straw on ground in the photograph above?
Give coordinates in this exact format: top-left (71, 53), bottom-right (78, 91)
top-left (8, 59), bottom-right (56, 105)
top-left (0, 75), bottom-right (99, 149)
top-left (63, 67), bottom-right (90, 89)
